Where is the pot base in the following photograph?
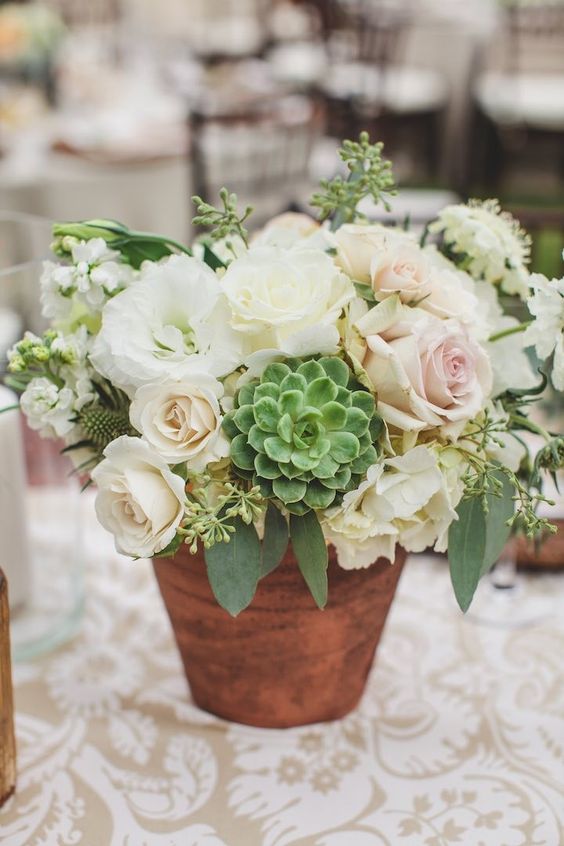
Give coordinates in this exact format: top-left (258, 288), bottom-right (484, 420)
top-left (154, 545), bottom-right (406, 728)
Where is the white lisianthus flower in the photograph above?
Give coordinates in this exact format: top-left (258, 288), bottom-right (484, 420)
top-left (252, 212), bottom-right (336, 252)
top-left (129, 374), bottom-right (229, 469)
top-left (524, 272), bottom-right (564, 391)
top-left (221, 246), bottom-right (354, 358)
top-left (90, 254), bottom-right (244, 395)
top-left (20, 377), bottom-right (76, 438)
top-left (323, 445), bottom-right (464, 568)
top-left (429, 199), bottom-right (531, 299)
top-left (40, 237), bottom-right (133, 323)
top-left (357, 298), bottom-right (493, 436)
top-left (92, 436), bottom-right (186, 558)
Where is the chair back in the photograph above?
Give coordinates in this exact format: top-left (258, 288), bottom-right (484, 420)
top-left (505, 2), bottom-right (564, 74)
top-left (190, 95), bottom-right (323, 227)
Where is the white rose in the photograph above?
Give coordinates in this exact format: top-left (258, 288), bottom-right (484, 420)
top-left (221, 245), bottom-right (354, 358)
top-left (130, 374), bottom-right (229, 469)
top-left (323, 444), bottom-right (463, 568)
top-left (334, 223), bottom-right (415, 283)
top-left (92, 436), bottom-right (186, 558)
top-left (90, 254), bottom-right (244, 395)
top-left (356, 298), bottom-right (493, 435)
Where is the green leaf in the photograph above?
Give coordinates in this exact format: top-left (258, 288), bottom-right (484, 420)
top-left (263, 362), bottom-right (291, 384)
top-left (279, 390), bottom-right (304, 419)
top-left (233, 405), bottom-right (255, 434)
top-left (328, 432), bottom-right (360, 463)
top-left (237, 383), bottom-right (256, 407)
top-left (248, 424), bottom-right (269, 452)
top-left (345, 406), bottom-right (370, 436)
top-left (305, 377), bottom-right (338, 408)
top-left (320, 401), bottom-right (347, 430)
top-left (261, 504), bottom-right (288, 577)
top-left (303, 482), bottom-right (336, 509)
top-left (318, 357), bottom-right (350, 387)
top-left (254, 397), bottom-right (279, 432)
top-left (202, 243), bottom-right (226, 270)
top-left (291, 449), bottom-right (318, 472)
top-left (277, 413), bottom-right (293, 443)
top-left (350, 445), bottom-right (378, 474)
top-left (280, 372), bottom-right (307, 393)
top-left (264, 436), bottom-right (292, 463)
top-left (319, 466), bottom-right (351, 489)
top-left (350, 391), bottom-right (375, 417)
top-left (230, 433), bottom-right (256, 470)
top-left (204, 518), bottom-right (261, 616)
top-left (354, 282), bottom-right (377, 303)
top-left (254, 382), bottom-right (280, 402)
top-left (254, 453), bottom-right (280, 479)
top-left (290, 511), bottom-right (328, 609)
top-left (272, 477), bottom-right (307, 504)
top-left (297, 360), bottom-right (325, 383)
top-left (222, 412), bottom-right (240, 439)
top-left (312, 454), bottom-right (340, 479)
top-left (481, 470), bottom-right (515, 576)
top-left (448, 470), bottom-right (515, 612)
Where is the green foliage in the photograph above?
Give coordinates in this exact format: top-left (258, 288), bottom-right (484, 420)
top-left (448, 469), bottom-right (514, 612)
top-left (290, 511), bottom-right (328, 609)
top-left (7, 329), bottom-right (75, 389)
top-left (192, 188), bottom-right (253, 254)
top-left (204, 515), bottom-right (261, 616)
top-left (224, 357), bottom-right (381, 514)
top-left (51, 219), bottom-right (192, 268)
top-left (179, 479), bottom-right (265, 553)
top-left (261, 504), bottom-right (289, 577)
top-left (80, 406), bottom-right (135, 449)
top-left (310, 132), bottom-right (396, 231)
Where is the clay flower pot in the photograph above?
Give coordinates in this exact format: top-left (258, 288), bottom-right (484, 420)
top-left (153, 544), bottom-right (407, 728)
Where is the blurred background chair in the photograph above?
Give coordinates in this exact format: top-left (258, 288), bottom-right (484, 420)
top-left (472, 1), bottom-right (564, 197)
top-left (190, 92), bottom-right (323, 226)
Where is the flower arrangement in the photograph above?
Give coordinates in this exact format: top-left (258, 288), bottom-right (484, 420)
top-left (5, 134), bottom-right (563, 616)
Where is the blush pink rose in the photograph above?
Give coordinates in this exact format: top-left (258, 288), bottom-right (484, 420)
top-left (371, 244), bottom-right (431, 301)
top-left (357, 302), bottom-right (492, 434)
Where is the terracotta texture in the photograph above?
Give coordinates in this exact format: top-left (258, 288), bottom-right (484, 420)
top-left (153, 543), bottom-right (406, 728)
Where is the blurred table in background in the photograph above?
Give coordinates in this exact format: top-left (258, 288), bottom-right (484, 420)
top-left (0, 500), bottom-right (562, 844)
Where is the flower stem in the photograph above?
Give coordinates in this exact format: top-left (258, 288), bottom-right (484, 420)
top-left (488, 321), bottom-right (531, 343)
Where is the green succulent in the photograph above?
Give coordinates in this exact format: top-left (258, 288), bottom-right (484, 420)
top-left (222, 357), bottom-right (382, 515)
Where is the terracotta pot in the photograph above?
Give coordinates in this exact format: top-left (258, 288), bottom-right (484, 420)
top-left (153, 543), bottom-right (407, 728)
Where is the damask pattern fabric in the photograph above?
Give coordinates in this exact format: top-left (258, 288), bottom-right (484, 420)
top-left (1, 506), bottom-right (563, 846)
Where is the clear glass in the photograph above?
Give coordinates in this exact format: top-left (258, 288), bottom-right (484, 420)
top-left (0, 212), bottom-right (85, 660)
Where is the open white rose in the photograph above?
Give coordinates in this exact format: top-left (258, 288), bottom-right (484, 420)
top-left (90, 255), bottom-right (243, 395)
top-left (130, 375), bottom-right (229, 469)
top-left (357, 298), bottom-right (493, 435)
top-left (92, 436), bottom-right (186, 558)
top-left (221, 245), bottom-right (354, 357)
top-left (323, 445), bottom-right (463, 568)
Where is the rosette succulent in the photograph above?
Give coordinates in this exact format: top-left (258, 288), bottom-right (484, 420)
top-left (223, 358), bottom-right (382, 514)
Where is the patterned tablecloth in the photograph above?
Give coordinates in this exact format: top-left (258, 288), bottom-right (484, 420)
top-left (1, 504), bottom-right (563, 846)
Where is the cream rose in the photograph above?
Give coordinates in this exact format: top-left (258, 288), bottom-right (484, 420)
top-left (129, 375), bottom-right (229, 469)
top-left (323, 445), bottom-right (463, 568)
top-left (92, 436), bottom-right (186, 558)
top-left (371, 243), bottom-right (431, 301)
top-left (221, 245), bottom-right (354, 357)
top-left (356, 298), bottom-right (493, 434)
top-left (334, 223), bottom-right (415, 283)
top-left (252, 212), bottom-right (334, 251)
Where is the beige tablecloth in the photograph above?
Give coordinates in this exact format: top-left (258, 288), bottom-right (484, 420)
top-left (1, 504), bottom-right (563, 846)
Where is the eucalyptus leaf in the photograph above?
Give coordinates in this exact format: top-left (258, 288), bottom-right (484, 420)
top-left (261, 504), bottom-right (289, 577)
top-left (153, 534), bottom-right (183, 559)
top-left (202, 243), bottom-right (226, 270)
top-left (290, 511), bottom-right (328, 609)
top-left (204, 518), bottom-right (261, 616)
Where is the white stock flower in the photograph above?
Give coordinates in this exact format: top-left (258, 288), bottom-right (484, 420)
top-left (429, 199), bottom-right (531, 299)
top-left (40, 238), bottom-right (133, 323)
top-left (524, 272), bottom-right (564, 391)
top-left (20, 377), bottom-right (75, 438)
top-left (92, 436), bottom-right (186, 558)
top-left (323, 445), bottom-right (463, 568)
top-left (221, 245), bottom-right (354, 358)
top-left (90, 254), bottom-right (243, 395)
top-left (130, 374), bottom-right (229, 469)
